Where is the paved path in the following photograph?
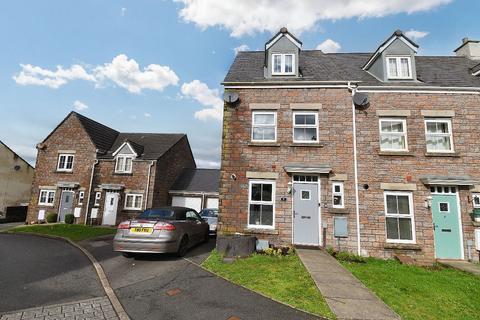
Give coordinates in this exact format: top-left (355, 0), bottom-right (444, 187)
top-left (82, 236), bottom-right (323, 320)
top-left (439, 259), bottom-right (480, 276)
top-left (0, 297), bottom-right (118, 320)
top-left (0, 233), bottom-right (103, 313)
top-left (0, 222), bottom-right (23, 231)
top-left (297, 249), bottom-right (399, 320)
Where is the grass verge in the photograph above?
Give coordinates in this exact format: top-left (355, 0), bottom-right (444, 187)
top-left (340, 258), bottom-right (480, 320)
top-left (9, 224), bottom-right (117, 242)
top-left (203, 250), bottom-right (335, 319)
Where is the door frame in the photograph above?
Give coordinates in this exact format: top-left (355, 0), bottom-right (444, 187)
top-left (291, 174), bottom-right (321, 246)
top-left (59, 190), bottom-right (75, 222)
top-left (102, 191), bottom-right (120, 226)
top-left (430, 185), bottom-right (465, 260)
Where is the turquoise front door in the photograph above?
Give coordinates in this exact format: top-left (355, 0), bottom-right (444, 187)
top-left (431, 194), bottom-right (462, 259)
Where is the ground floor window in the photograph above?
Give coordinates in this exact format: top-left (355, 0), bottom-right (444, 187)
top-left (125, 194), bottom-right (143, 210)
top-left (248, 180), bottom-right (275, 228)
top-left (384, 191), bottom-right (415, 243)
top-left (38, 190), bottom-right (55, 206)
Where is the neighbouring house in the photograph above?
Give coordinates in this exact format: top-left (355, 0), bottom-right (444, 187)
top-left (169, 168), bottom-right (220, 212)
top-left (26, 111), bottom-right (196, 225)
top-left (0, 141), bottom-right (34, 219)
top-left (220, 28), bottom-right (480, 264)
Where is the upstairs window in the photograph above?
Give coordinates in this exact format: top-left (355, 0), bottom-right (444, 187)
top-left (272, 53), bottom-right (295, 75)
top-left (115, 155), bottom-right (133, 173)
top-left (293, 112), bottom-right (318, 143)
top-left (387, 56), bottom-right (412, 79)
top-left (379, 118), bottom-right (408, 151)
top-left (252, 112), bottom-right (276, 142)
top-left (425, 119), bottom-right (454, 153)
top-left (57, 154), bottom-right (74, 172)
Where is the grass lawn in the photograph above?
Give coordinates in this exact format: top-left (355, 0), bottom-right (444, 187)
top-left (203, 251), bottom-right (335, 319)
top-left (9, 224), bottom-right (117, 242)
top-left (341, 258), bottom-right (480, 320)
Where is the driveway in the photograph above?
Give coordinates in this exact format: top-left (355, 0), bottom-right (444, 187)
top-left (0, 233), bottom-right (103, 313)
top-left (81, 236), bottom-right (322, 320)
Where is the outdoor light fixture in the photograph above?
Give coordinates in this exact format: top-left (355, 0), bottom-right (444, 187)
top-left (287, 181), bottom-right (292, 194)
top-left (425, 196), bottom-right (432, 208)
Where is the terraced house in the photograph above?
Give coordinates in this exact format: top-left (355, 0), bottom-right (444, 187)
top-left (220, 28), bottom-right (480, 263)
top-left (27, 112), bottom-right (195, 225)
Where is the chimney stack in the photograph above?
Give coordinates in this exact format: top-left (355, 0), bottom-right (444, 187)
top-left (454, 37), bottom-right (480, 60)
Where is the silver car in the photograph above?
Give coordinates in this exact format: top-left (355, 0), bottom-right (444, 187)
top-left (113, 206), bottom-right (209, 258)
top-left (199, 208), bottom-right (218, 235)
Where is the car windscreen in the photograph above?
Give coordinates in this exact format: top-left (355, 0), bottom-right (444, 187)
top-left (200, 209), bottom-right (218, 218)
top-left (138, 209), bottom-right (175, 220)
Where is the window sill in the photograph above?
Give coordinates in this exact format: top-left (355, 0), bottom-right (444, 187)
top-left (38, 204), bottom-right (54, 207)
top-left (384, 243), bottom-right (421, 251)
top-left (247, 142), bottom-right (281, 147)
top-left (472, 221), bottom-right (480, 227)
top-left (425, 152), bottom-right (460, 158)
top-left (243, 228), bottom-right (279, 235)
top-left (290, 142), bottom-right (325, 148)
top-left (113, 172), bottom-right (133, 176)
top-left (54, 170), bottom-right (73, 174)
top-left (329, 208), bottom-right (349, 214)
top-left (378, 151), bottom-right (414, 156)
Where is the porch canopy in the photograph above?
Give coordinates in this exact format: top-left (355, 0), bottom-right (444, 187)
top-left (283, 163), bottom-right (332, 174)
top-left (99, 184), bottom-right (124, 191)
top-left (419, 175), bottom-right (478, 186)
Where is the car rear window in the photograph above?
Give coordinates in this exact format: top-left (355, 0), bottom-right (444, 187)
top-left (138, 209), bottom-right (175, 220)
top-left (200, 209), bottom-right (218, 218)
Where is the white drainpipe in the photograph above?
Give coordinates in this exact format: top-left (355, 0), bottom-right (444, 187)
top-left (84, 157), bottom-right (99, 225)
top-left (144, 161), bottom-right (155, 210)
top-left (348, 82), bottom-right (362, 256)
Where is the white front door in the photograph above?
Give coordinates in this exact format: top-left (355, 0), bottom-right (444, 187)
top-left (103, 192), bottom-right (119, 225)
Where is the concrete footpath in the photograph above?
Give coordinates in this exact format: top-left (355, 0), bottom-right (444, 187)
top-left (297, 249), bottom-right (400, 320)
top-left (438, 259), bottom-right (480, 276)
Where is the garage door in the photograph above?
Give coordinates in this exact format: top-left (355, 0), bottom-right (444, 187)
top-left (171, 196), bottom-right (202, 212)
top-left (206, 197), bottom-right (219, 209)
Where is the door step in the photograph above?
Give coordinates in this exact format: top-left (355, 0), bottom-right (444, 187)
top-left (293, 244), bottom-right (322, 250)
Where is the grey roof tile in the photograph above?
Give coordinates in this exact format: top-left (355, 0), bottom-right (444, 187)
top-left (170, 168), bottom-right (220, 193)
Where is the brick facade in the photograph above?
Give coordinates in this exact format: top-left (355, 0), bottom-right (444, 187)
top-left (219, 87), bottom-right (480, 263)
top-left (27, 113), bottom-right (195, 226)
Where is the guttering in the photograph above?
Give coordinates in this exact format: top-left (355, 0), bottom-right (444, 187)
top-left (222, 80), bottom-right (359, 89)
top-left (84, 157), bottom-right (99, 225)
top-left (145, 160), bottom-right (155, 210)
top-left (357, 85), bottom-right (480, 94)
top-left (348, 82), bottom-right (362, 256)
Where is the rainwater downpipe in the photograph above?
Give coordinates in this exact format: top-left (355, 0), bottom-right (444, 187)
top-left (84, 157), bottom-right (99, 225)
top-left (145, 161), bottom-right (155, 210)
top-left (348, 82), bottom-right (362, 256)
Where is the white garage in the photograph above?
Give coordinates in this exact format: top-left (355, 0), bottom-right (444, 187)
top-left (169, 168), bottom-right (220, 212)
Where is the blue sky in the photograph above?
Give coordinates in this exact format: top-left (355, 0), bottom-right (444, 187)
top-left (0, 0), bottom-right (478, 168)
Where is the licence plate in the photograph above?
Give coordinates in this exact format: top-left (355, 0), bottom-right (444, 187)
top-left (131, 227), bottom-right (153, 234)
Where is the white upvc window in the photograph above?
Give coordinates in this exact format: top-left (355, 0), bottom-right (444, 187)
top-left (115, 155), bottom-right (133, 173)
top-left (384, 191), bottom-right (415, 243)
top-left (272, 53), bottom-right (295, 75)
top-left (473, 193), bottom-right (480, 208)
top-left (38, 190), bottom-right (55, 206)
top-left (332, 182), bottom-right (344, 209)
top-left (78, 191), bottom-right (85, 205)
top-left (424, 118), bottom-right (454, 153)
top-left (379, 118), bottom-right (408, 151)
top-left (387, 56), bottom-right (412, 79)
top-left (293, 112), bottom-right (318, 143)
top-left (248, 180), bottom-right (275, 229)
top-left (125, 194), bottom-right (143, 210)
top-left (251, 111), bottom-right (277, 142)
top-left (94, 192), bottom-right (101, 206)
top-left (57, 154), bottom-right (74, 171)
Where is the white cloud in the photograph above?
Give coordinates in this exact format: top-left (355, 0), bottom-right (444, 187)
top-left (144, 112), bottom-right (151, 117)
top-left (233, 44), bottom-right (250, 55)
top-left (10, 144), bottom-right (37, 165)
top-left (181, 80), bottom-right (223, 122)
top-left (174, 0), bottom-right (451, 37)
top-left (404, 29), bottom-right (429, 41)
top-left (73, 100), bottom-right (89, 111)
top-left (316, 39), bottom-right (341, 53)
top-left (13, 64), bottom-right (95, 89)
top-left (13, 54), bottom-right (179, 94)
top-left (195, 158), bottom-right (221, 169)
top-left (94, 54), bottom-right (179, 93)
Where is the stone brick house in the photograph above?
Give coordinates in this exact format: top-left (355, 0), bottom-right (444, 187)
top-left (220, 28), bottom-right (480, 263)
top-left (27, 111), bottom-right (196, 225)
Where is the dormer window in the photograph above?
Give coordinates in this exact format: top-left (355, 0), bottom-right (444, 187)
top-left (387, 56), bottom-right (412, 79)
top-left (115, 155), bottom-right (133, 173)
top-left (272, 53), bottom-right (295, 75)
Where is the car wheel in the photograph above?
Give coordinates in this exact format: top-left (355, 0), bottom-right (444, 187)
top-left (177, 236), bottom-right (189, 257)
top-left (122, 252), bottom-right (135, 258)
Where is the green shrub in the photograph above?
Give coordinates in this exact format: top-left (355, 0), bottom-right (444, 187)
top-left (335, 251), bottom-right (366, 263)
top-left (64, 214), bottom-right (74, 224)
top-left (46, 212), bottom-right (58, 223)
top-left (326, 246), bottom-right (336, 256)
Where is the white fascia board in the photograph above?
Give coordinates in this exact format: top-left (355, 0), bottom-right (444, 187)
top-left (112, 141), bottom-right (138, 157)
top-left (363, 35), bottom-right (418, 70)
top-left (265, 33), bottom-right (302, 50)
